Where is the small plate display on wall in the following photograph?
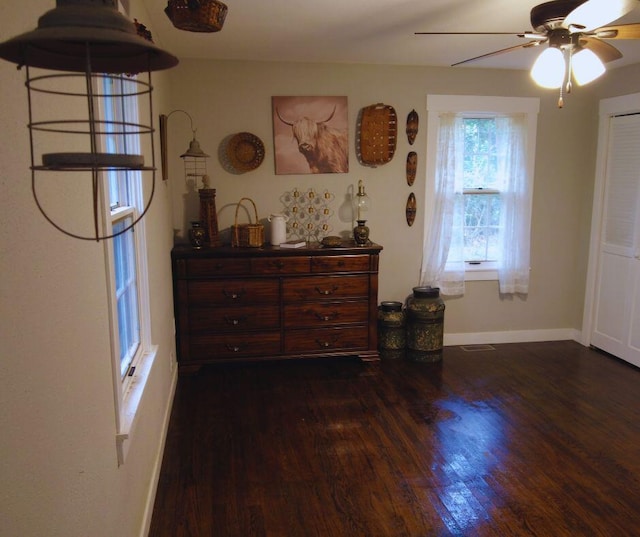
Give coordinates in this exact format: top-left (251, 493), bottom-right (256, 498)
top-left (406, 192), bottom-right (416, 226)
top-left (406, 151), bottom-right (417, 186)
top-left (225, 132), bottom-right (265, 173)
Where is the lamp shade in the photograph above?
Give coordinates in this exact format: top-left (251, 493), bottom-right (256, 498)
top-left (181, 138), bottom-right (210, 159)
top-left (355, 180), bottom-right (371, 221)
top-left (531, 47), bottom-right (566, 89)
top-left (0, 0), bottom-right (178, 73)
top-left (572, 48), bottom-right (606, 86)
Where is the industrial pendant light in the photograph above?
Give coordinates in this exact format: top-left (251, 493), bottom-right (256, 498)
top-left (0, 0), bottom-right (178, 241)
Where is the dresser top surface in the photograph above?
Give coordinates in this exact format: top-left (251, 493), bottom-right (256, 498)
top-left (172, 241), bottom-right (383, 259)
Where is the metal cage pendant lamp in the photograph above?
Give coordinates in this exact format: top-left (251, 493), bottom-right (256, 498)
top-left (0, 0), bottom-right (178, 241)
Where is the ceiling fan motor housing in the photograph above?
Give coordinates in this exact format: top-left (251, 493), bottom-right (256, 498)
top-left (530, 0), bottom-right (589, 31)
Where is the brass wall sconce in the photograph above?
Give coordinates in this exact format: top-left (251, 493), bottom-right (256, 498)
top-left (159, 110), bottom-right (210, 187)
top-left (159, 109), bottom-right (220, 247)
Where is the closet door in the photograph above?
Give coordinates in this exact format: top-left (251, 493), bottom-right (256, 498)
top-left (591, 114), bottom-right (640, 367)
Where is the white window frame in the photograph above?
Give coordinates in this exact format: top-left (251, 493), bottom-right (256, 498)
top-left (425, 95), bottom-right (539, 281)
top-left (98, 73), bottom-right (157, 466)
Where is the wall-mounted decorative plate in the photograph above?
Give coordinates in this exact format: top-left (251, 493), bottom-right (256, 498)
top-left (406, 151), bottom-right (417, 186)
top-left (226, 132), bottom-right (265, 173)
top-left (406, 192), bottom-right (416, 226)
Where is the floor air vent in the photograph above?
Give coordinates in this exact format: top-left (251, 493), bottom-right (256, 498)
top-left (460, 344), bottom-right (496, 352)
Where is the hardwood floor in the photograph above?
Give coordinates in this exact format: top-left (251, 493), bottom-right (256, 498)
top-left (149, 341), bottom-right (640, 536)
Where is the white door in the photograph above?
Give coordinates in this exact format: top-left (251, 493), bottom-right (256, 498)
top-left (590, 113), bottom-right (640, 367)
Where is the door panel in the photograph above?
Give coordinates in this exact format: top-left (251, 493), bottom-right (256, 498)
top-left (591, 113), bottom-right (640, 366)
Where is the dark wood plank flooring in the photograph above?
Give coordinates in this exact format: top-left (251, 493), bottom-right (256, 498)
top-left (149, 341), bottom-right (640, 536)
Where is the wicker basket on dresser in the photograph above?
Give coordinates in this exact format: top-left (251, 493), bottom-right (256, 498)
top-left (171, 241), bottom-right (383, 372)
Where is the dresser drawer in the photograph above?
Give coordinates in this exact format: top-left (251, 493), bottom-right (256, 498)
top-left (189, 304), bottom-right (280, 332)
top-left (252, 256), bottom-right (310, 274)
top-left (283, 275), bottom-right (369, 302)
top-left (284, 326), bottom-right (369, 354)
top-left (188, 279), bottom-right (279, 306)
top-left (284, 300), bottom-right (368, 328)
top-left (190, 331), bottom-right (281, 360)
top-left (311, 255), bottom-right (370, 273)
top-left (184, 257), bottom-right (251, 278)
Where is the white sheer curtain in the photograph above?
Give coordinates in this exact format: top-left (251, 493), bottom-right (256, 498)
top-left (496, 114), bottom-right (531, 294)
top-left (420, 113), bottom-right (532, 296)
top-left (420, 113), bottom-right (465, 296)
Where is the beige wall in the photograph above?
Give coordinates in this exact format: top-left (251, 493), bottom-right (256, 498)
top-left (164, 59), bottom-right (602, 340)
top-left (2, 1), bottom-right (640, 535)
top-left (0, 1), bottom-right (177, 536)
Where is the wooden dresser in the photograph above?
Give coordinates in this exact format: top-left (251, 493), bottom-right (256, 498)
top-left (171, 241), bottom-right (383, 372)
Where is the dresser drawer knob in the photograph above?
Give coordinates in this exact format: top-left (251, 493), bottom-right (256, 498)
top-left (223, 289), bottom-right (246, 300)
top-left (314, 311), bottom-right (339, 322)
top-left (316, 336), bottom-right (339, 348)
top-left (315, 285), bottom-right (339, 296)
top-left (225, 344), bottom-right (244, 352)
top-left (224, 315), bottom-right (247, 326)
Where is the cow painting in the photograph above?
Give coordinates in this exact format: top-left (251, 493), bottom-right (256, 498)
top-left (272, 97), bottom-right (348, 174)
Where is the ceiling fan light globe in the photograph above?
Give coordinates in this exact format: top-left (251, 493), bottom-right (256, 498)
top-left (572, 48), bottom-right (606, 85)
top-left (531, 47), bottom-right (565, 88)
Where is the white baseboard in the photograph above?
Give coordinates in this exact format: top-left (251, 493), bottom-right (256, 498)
top-left (139, 363), bottom-right (178, 537)
top-left (444, 328), bottom-right (583, 347)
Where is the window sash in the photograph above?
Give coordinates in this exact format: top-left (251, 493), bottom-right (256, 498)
top-left (112, 212), bottom-right (140, 379)
top-left (101, 74), bottom-right (144, 383)
top-left (463, 190), bottom-right (501, 263)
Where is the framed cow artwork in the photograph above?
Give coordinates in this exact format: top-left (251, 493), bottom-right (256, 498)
top-left (272, 96), bottom-right (348, 175)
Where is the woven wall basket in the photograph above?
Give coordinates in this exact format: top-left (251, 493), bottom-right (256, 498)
top-left (165, 0), bottom-right (228, 33)
top-left (358, 103), bottom-right (398, 166)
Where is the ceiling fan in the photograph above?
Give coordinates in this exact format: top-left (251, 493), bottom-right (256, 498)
top-left (416, 0), bottom-right (640, 106)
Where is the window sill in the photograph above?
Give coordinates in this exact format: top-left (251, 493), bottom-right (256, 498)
top-left (115, 344), bottom-right (158, 466)
top-left (465, 262), bottom-right (497, 281)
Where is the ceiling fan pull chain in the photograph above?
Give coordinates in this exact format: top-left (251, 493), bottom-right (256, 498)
top-left (558, 84), bottom-right (564, 109)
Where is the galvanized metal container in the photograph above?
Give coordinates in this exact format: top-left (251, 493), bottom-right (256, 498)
top-left (377, 301), bottom-right (405, 359)
top-left (405, 286), bottom-right (445, 362)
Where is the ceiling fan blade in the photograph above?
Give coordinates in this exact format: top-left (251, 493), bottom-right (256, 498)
top-left (594, 23), bottom-right (640, 39)
top-left (579, 36), bottom-right (624, 62)
top-left (414, 32), bottom-right (523, 35)
top-left (451, 41), bottom-right (543, 67)
top-left (564, 0), bottom-right (638, 32)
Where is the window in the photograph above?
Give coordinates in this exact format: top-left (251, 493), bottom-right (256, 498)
top-left (421, 96), bottom-right (539, 296)
top-left (462, 117), bottom-right (501, 264)
top-left (100, 74), bottom-right (156, 465)
top-left (103, 75), bottom-right (142, 380)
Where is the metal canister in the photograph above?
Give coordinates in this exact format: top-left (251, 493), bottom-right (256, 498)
top-left (377, 301), bottom-right (405, 359)
top-left (405, 286), bottom-right (445, 362)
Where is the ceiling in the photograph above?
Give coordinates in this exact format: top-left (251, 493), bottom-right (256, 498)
top-left (142, 0), bottom-right (640, 71)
